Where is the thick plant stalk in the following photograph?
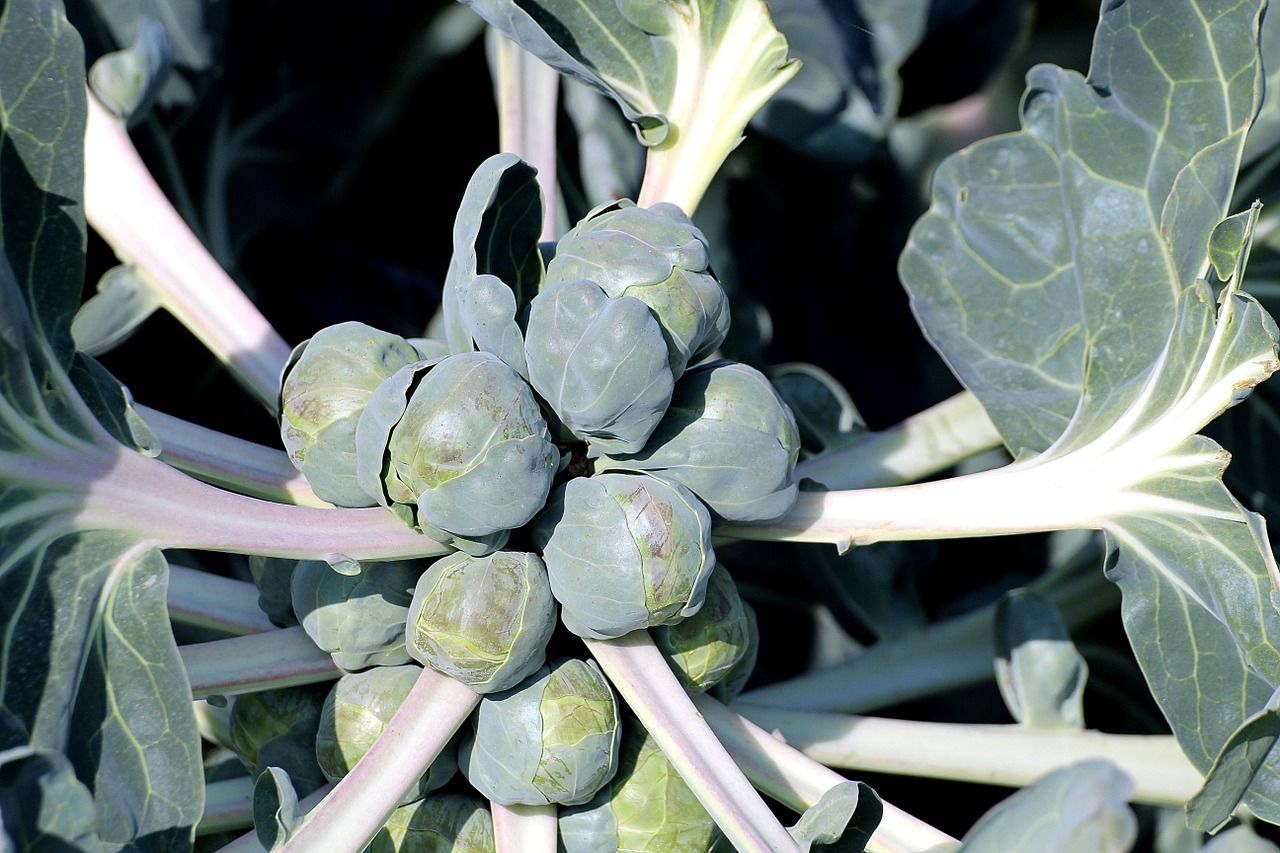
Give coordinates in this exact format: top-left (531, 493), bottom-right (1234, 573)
top-left (734, 705), bottom-right (1203, 807)
top-left (492, 801), bottom-right (558, 853)
top-left (84, 94), bottom-right (292, 408)
top-left (180, 626), bottom-right (340, 698)
top-left (276, 668), bottom-right (480, 853)
top-left (200, 776), bottom-right (256, 835)
top-left (692, 694), bottom-right (958, 853)
top-left (585, 632), bottom-right (800, 853)
top-left (167, 563), bottom-right (276, 636)
top-left (71, 441), bottom-right (450, 561)
top-left (795, 391), bottom-right (1003, 490)
top-left (489, 31), bottom-right (560, 241)
top-left (136, 404), bottom-right (326, 507)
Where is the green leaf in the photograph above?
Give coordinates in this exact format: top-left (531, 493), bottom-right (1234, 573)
top-left (787, 780), bottom-right (881, 852)
top-left (0, 270), bottom-right (203, 840)
top-left (459, 0), bottom-right (670, 144)
top-left (71, 265), bottom-right (162, 357)
top-left (0, 0), bottom-right (87, 363)
top-left (82, 1), bottom-right (212, 107)
top-left (0, 9), bottom-right (204, 838)
top-left (86, 17), bottom-right (172, 124)
top-left (901, 0), bottom-right (1264, 457)
top-left (440, 153), bottom-right (544, 373)
top-left (754, 0), bottom-right (930, 164)
top-left (768, 362), bottom-right (867, 456)
top-left (994, 590), bottom-right (1087, 729)
top-left (1209, 205), bottom-right (1260, 284)
top-left (463, 0), bottom-right (798, 213)
top-left (893, 0), bottom-right (1280, 821)
top-left (0, 746), bottom-right (103, 851)
top-left (253, 767), bottom-right (302, 849)
top-left (1185, 689), bottom-right (1280, 833)
top-left (957, 761), bottom-right (1137, 853)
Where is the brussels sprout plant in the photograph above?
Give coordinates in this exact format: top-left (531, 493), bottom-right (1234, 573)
top-left (7, 0), bottom-right (1280, 852)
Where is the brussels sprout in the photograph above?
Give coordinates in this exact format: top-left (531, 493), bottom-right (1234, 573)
top-left (651, 564), bottom-right (756, 694)
top-left (315, 664), bottom-right (458, 803)
top-left (357, 351), bottom-right (558, 540)
top-left (278, 321), bottom-right (426, 506)
top-left (405, 550), bottom-right (556, 694)
top-left (228, 684), bottom-right (328, 796)
top-left (369, 793), bottom-right (495, 853)
top-left (460, 658), bottom-right (621, 806)
top-left (559, 719), bottom-right (722, 853)
top-left (532, 472), bottom-right (715, 640)
top-left (594, 360), bottom-right (801, 522)
top-left (546, 200), bottom-right (730, 377)
top-left (524, 279), bottom-right (675, 454)
top-left (290, 559), bottom-right (424, 671)
top-left (707, 597), bottom-right (759, 704)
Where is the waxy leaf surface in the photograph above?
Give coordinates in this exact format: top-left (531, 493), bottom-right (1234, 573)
top-left (0, 2), bottom-right (202, 845)
top-left (901, 0), bottom-right (1280, 820)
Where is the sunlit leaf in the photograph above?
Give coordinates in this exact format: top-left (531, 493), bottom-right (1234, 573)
top-left (958, 761), bottom-right (1136, 853)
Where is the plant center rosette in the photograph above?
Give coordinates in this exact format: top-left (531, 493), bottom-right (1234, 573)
top-left (270, 173), bottom-right (801, 838)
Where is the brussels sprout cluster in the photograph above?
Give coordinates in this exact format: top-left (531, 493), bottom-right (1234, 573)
top-left (265, 183), bottom-right (794, 847)
top-left (279, 196), bottom-right (799, 638)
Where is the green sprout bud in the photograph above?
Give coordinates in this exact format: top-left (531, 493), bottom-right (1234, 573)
top-left (279, 321), bottom-right (425, 506)
top-left (595, 360), bottom-right (801, 522)
top-left (546, 200), bottom-right (730, 377)
top-left (315, 665), bottom-right (458, 804)
top-left (651, 563), bottom-right (756, 694)
top-left (369, 793), bottom-right (495, 853)
top-left (405, 550), bottom-right (557, 694)
top-left (290, 559), bottom-right (424, 671)
top-left (524, 279), bottom-right (674, 454)
top-left (708, 596), bottom-right (759, 704)
top-left (558, 719), bottom-right (721, 853)
top-left (460, 658), bottom-right (621, 806)
top-left (228, 684), bottom-right (328, 796)
top-left (532, 472), bottom-right (715, 640)
top-left (358, 351), bottom-right (558, 540)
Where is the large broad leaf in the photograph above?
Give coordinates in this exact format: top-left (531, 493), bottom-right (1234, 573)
top-left (902, 0), bottom-right (1262, 458)
top-left (462, 0), bottom-right (798, 213)
top-left (0, 2), bottom-right (203, 846)
top-left (898, 0), bottom-right (1280, 825)
top-left (0, 0), bottom-right (87, 360)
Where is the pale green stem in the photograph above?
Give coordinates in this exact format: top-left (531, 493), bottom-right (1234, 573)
top-left (276, 668), bottom-right (480, 853)
top-left (635, 3), bottom-right (798, 216)
top-left (585, 632), bottom-right (800, 853)
top-left (200, 776), bottom-right (255, 835)
top-left (84, 94), bottom-right (292, 408)
top-left (732, 705), bottom-right (1203, 808)
top-left (136, 404), bottom-right (326, 507)
top-left (168, 563), bottom-right (275, 636)
top-left (796, 391), bottom-right (1004, 490)
top-left (719, 459), bottom-right (1108, 550)
top-left (736, 560), bottom-right (1115, 712)
top-left (489, 30), bottom-right (560, 242)
top-left (492, 801), bottom-right (558, 853)
top-left (692, 694), bottom-right (958, 853)
top-left (181, 626), bottom-right (340, 699)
